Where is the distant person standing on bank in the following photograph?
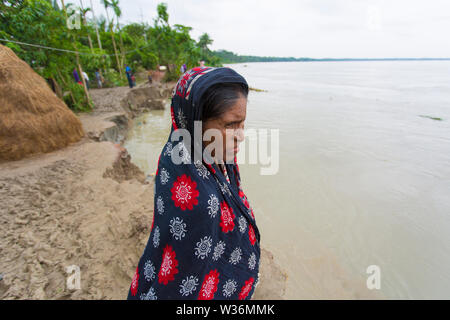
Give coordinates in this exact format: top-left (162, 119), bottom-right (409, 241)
top-left (125, 64), bottom-right (134, 88)
top-left (73, 68), bottom-right (81, 84)
top-left (95, 70), bottom-right (103, 88)
top-left (147, 70), bottom-right (153, 84)
top-left (180, 63), bottom-right (187, 74)
top-left (82, 71), bottom-right (90, 89)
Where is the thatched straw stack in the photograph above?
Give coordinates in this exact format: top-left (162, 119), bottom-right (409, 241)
top-left (0, 44), bottom-right (85, 161)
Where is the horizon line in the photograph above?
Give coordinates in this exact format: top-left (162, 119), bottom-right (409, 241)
top-left (214, 50), bottom-right (450, 61)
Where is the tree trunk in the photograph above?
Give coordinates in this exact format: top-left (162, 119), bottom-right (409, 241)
top-left (61, 0), bottom-right (93, 110)
top-left (117, 17), bottom-right (126, 68)
top-left (89, 0), bottom-right (103, 50)
top-left (111, 28), bottom-right (123, 79)
top-left (76, 54), bottom-right (93, 110)
top-left (56, 69), bottom-right (76, 107)
top-left (105, 9), bottom-right (123, 79)
top-left (79, 0), bottom-right (94, 53)
top-left (48, 77), bottom-right (63, 99)
top-left (89, 0), bottom-right (108, 75)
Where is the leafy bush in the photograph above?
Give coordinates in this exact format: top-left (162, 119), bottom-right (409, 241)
top-left (63, 81), bottom-right (92, 112)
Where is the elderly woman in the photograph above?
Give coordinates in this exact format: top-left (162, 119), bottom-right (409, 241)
top-left (127, 67), bottom-right (260, 300)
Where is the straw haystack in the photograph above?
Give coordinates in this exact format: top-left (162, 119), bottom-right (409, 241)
top-left (0, 44), bottom-right (84, 161)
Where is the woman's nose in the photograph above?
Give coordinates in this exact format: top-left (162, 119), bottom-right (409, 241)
top-left (235, 128), bottom-right (245, 142)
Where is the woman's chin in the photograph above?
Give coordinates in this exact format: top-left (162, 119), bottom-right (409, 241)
top-left (224, 151), bottom-right (238, 163)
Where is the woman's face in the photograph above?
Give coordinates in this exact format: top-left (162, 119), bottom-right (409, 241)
top-left (202, 96), bottom-right (247, 163)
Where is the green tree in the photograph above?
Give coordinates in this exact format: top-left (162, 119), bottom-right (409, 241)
top-left (156, 2), bottom-right (169, 26)
top-left (197, 33), bottom-right (221, 66)
top-left (198, 33), bottom-right (213, 51)
top-left (0, 0), bottom-right (225, 109)
top-left (1, 0), bottom-right (86, 110)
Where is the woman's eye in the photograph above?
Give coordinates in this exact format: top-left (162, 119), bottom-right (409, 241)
top-left (225, 122), bottom-right (244, 130)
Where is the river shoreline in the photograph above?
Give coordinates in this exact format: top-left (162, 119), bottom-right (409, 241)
top-left (0, 82), bottom-right (287, 299)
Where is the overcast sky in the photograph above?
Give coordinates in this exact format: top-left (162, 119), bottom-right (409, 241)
top-left (75, 0), bottom-right (450, 58)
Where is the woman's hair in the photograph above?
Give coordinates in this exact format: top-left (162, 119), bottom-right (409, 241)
top-left (201, 83), bottom-right (248, 122)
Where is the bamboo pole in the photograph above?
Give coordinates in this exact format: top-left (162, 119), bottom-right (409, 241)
top-left (89, 0), bottom-right (103, 50)
top-left (104, 7), bottom-right (124, 79)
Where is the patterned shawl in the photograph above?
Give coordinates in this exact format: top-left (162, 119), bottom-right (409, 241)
top-left (127, 67), bottom-right (261, 300)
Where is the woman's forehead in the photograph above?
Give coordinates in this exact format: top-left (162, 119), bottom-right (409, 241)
top-left (221, 97), bottom-right (247, 122)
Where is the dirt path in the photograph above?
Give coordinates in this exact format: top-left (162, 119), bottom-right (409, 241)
top-left (0, 134), bottom-right (154, 299)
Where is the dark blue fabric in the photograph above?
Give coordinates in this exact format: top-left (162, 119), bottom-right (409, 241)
top-left (127, 67), bottom-right (261, 300)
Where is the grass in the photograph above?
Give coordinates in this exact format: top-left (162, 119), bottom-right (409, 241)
top-left (249, 87), bottom-right (268, 92)
top-left (418, 115), bottom-right (443, 121)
